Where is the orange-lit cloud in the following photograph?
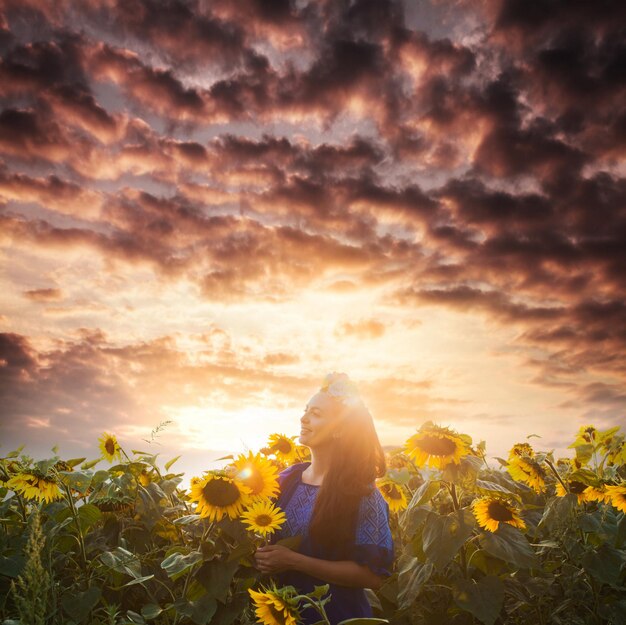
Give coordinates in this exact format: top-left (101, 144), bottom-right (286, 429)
top-left (1, 0), bottom-right (625, 470)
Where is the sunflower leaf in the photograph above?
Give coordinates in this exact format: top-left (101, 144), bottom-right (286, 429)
top-left (452, 575), bottom-right (504, 625)
top-left (422, 509), bottom-right (474, 570)
top-left (161, 551), bottom-right (203, 580)
top-left (397, 558), bottom-right (433, 610)
top-left (479, 523), bottom-right (538, 569)
top-left (165, 455), bottom-right (181, 471)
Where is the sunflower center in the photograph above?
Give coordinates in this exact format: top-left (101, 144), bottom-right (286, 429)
top-left (272, 439), bottom-right (292, 454)
top-left (382, 484), bottom-right (401, 500)
top-left (202, 478), bottom-right (241, 507)
top-left (105, 439), bottom-right (116, 455)
top-left (487, 500), bottom-right (514, 522)
top-left (419, 435), bottom-right (457, 456)
top-left (255, 514), bottom-right (273, 527)
top-left (268, 603), bottom-right (287, 625)
top-left (569, 480), bottom-right (587, 494)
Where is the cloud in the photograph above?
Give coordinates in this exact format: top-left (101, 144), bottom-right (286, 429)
top-left (0, 0), bottom-right (624, 456)
top-left (336, 319), bottom-right (386, 339)
top-left (23, 287), bottom-right (63, 301)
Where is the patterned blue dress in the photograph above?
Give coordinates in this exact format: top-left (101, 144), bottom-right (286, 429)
top-left (268, 462), bottom-right (394, 625)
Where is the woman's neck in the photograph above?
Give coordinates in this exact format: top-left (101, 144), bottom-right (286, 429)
top-left (303, 444), bottom-right (333, 485)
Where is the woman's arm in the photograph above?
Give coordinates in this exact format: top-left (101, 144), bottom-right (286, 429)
top-left (254, 545), bottom-right (384, 590)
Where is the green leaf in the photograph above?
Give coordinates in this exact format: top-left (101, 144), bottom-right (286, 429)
top-left (581, 544), bottom-right (626, 586)
top-left (173, 593), bottom-right (217, 625)
top-left (397, 558), bottom-right (433, 610)
top-left (407, 480), bottom-right (441, 510)
top-left (386, 467), bottom-right (411, 485)
top-left (141, 604), bottom-right (163, 620)
top-left (66, 457), bottom-right (87, 468)
top-left (160, 476), bottom-right (183, 495)
top-left (165, 455), bottom-right (181, 471)
top-left (58, 470), bottom-right (93, 494)
top-left (422, 509), bottom-right (474, 570)
top-left (475, 479), bottom-right (519, 501)
top-left (194, 558), bottom-right (239, 602)
top-left (77, 503), bottom-right (102, 532)
top-left (5, 445), bottom-right (24, 458)
top-left (570, 443), bottom-right (594, 465)
top-left (0, 554), bottom-right (25, 578)
top-left (125, 610), bottom-right (146, 624)
top-left (122, 575), bottom-right (155, 588)
top-left (493, 457), bottom-right (508, 467)
top-left (310, 584), bottom-right (330, 599)
top-left (452, 576), bottom-right (504, 625)
top-left (61, 587), bottom-right (101, 623)
top-left (100, 547), bottom-right (142, 578)
top-left (161, 551), bottom-right (203, 580)
top-left (81, 458), bottom-right (101, 470)
top-left (479, 523), bottom-right (538, 569)
top-left (173, 514), bottom-right (202, 525)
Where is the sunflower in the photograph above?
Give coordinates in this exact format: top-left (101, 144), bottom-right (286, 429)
top-left (138, 469), bottom-right (152, 487)
top-left (573, 425), bottom-right (598, 445)
top-left (607, 440), bottom-right (626, 467)
top-left (99, 432), bottom-right (122, 463)
top-left (248, 587), bottom-right (300, 625)
top-left (240, 500), bottom-right (286, 536)
top-left (7, 472), bottom-right (62, 504)
top-left (377, 479), bottom-right (408, 513)
top-left (506, 456), bottom-right (547, 493)
top-left (555, 479), bottom-right (589, 504)
top-left (189, 471), bottom-right (251, 522)
top-left (230, 452), bottom-right (279, 502)
top-left (508, 443), bottom-right (535, 459)
top-left (266, 434), bottom-right (299, 465)
top-left (472, 497), bottom-right (526, 533)
top-left (404, 422), bottom-right (470, 470)
top-left (605, 484), bottom-right (626, 514)
top-left (583, 485), bottom-right (611, 504)
top-left (294, 444), bottom-right (311, 463)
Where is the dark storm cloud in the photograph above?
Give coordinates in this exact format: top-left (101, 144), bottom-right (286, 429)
top-left (1, 0), bottom-right (625, 426)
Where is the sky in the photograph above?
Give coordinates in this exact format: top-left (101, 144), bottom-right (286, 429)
top-left (1, 0), bottom-right (625, 481)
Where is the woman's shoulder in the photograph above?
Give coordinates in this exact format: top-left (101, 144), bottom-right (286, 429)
top-left (277, 461), bottom-right (310, 482)
top-left (359, 484), bottom-right (389, 514)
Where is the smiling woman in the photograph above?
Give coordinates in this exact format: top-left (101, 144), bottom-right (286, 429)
top-left (253, 372), bottom-right (394, 625)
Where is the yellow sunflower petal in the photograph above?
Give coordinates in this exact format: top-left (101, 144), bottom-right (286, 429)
top-left (606, 484), bottom-right (626, 513)
top-left (404, 422), bottom-right (470, 470)
top-left (376, 479), bottom-right (408, 513)
top-left (231, 452), bottom-right (279, 502)
top-left (267, 434), bottom-right (299, 465)
top-left (98, 432), bottom-right (122, 463)
top-left (240, 500), bottom-right (286, 536)
top-left (189, 472), bottom-right (251, 522)
top-left (472, 496), bottom-right (526, 533)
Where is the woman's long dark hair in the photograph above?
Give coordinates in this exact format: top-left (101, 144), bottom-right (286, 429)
top-left (308, 397), bottom-right (386, 558)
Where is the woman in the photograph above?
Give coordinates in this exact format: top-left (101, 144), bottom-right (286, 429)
top-left (254, 372), bottom-right (394, 624)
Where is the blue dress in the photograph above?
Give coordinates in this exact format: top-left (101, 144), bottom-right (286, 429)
top-left (268, 462), bottom-right (394, 625)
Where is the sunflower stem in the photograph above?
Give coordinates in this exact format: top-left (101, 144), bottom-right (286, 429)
top-left (293, 594), bottom-right (331, 625)
top-left (447, 483), bottom-right (468, 578)
top-left (544, 458), bottom-right (568, 493)
top-left (62, 482), bottom-right (87, 569)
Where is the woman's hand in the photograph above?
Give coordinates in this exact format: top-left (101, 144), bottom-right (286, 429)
top-left (254, 544), bottom-right (299, 574)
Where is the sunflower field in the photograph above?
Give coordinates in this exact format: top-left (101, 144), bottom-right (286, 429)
top-left (1, 423), bottom-right (626, 625)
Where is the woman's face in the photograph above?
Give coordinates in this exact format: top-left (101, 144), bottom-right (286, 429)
top-left (299, 391), bottom-right (341, 448)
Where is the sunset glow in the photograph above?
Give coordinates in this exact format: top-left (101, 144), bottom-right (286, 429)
top-left (1, 0), bottom-right (624, 482)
